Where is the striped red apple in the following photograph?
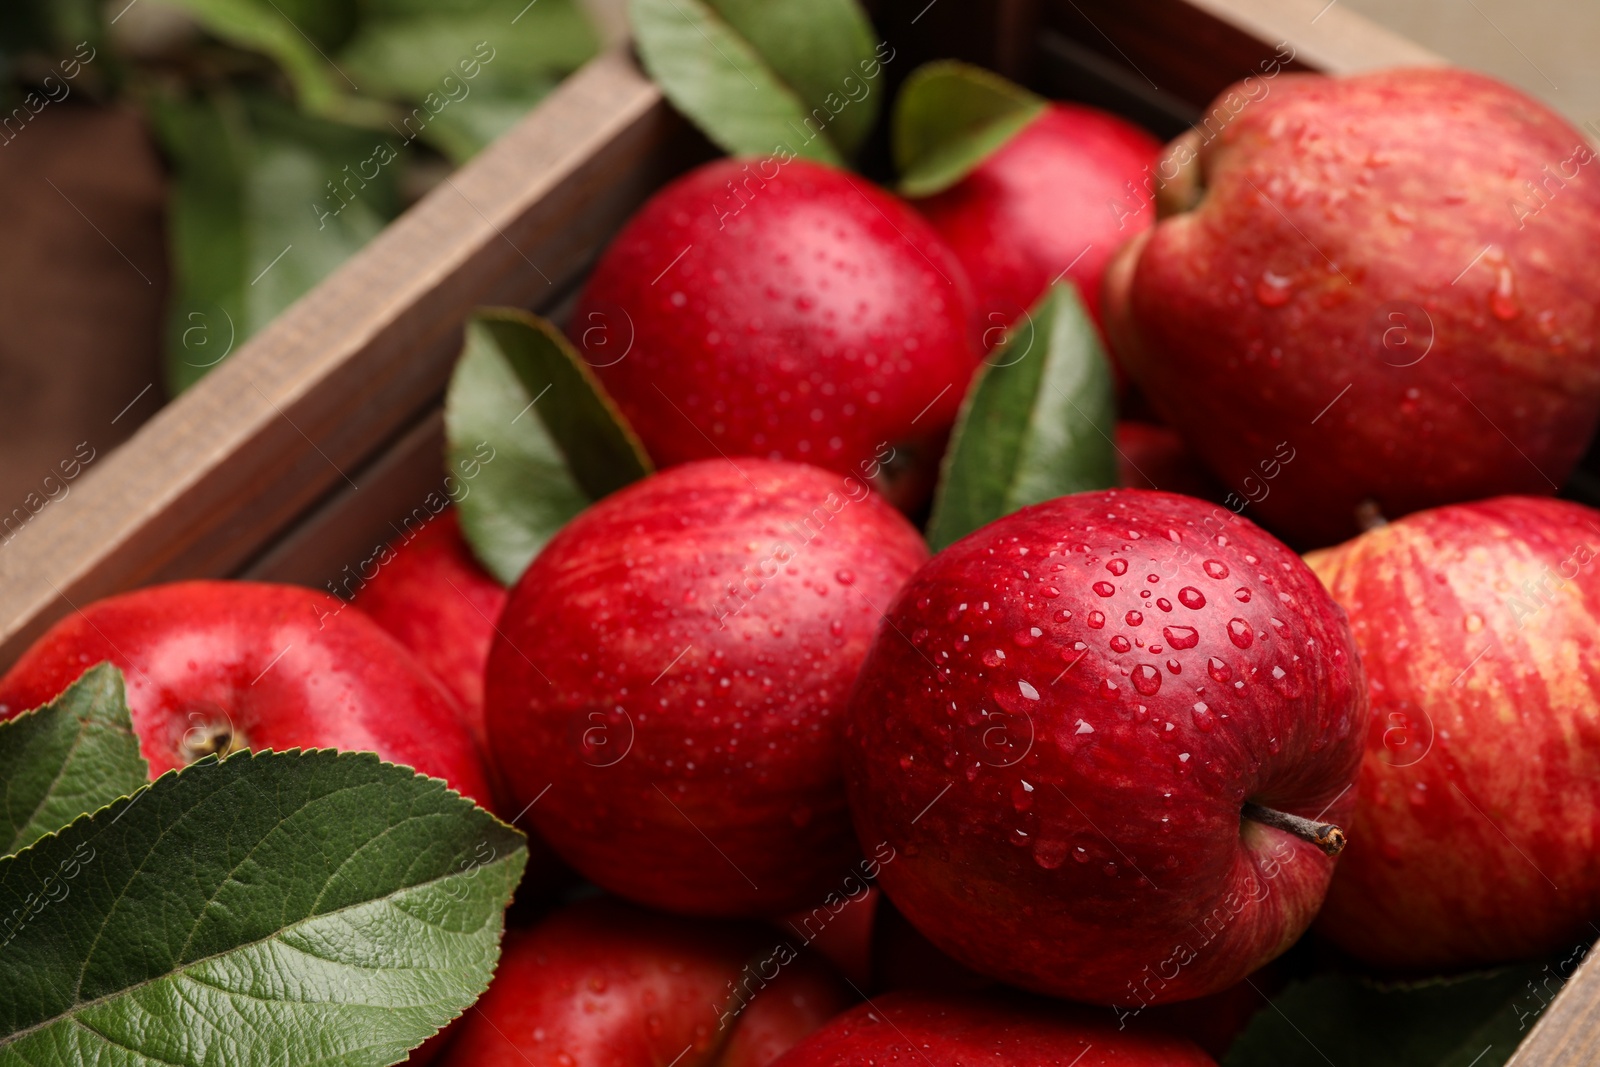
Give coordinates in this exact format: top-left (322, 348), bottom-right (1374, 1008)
top-left (1308, 495), bottom-right (1600, 968)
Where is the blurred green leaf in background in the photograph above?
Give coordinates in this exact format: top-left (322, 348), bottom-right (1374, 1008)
top-left (0, 0), bottom-right (599, 397)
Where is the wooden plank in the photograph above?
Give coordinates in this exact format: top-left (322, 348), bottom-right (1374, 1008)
top-left (1510, 944), bottom-right (1600, 1065)
top-left (0, 48), bottom-right (688, 669)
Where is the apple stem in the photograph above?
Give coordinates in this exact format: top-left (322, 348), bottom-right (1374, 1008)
top-left (1355, 499), bottom-right (1389, 531)
top-left (1242, 801), bottom-right (1347, 856)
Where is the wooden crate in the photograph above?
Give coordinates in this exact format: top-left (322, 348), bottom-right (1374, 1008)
top-left (6, 1), bottom-right (1591, 1061)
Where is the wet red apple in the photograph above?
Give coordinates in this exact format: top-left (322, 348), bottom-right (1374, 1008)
top-left (435, 897), bottom-right (852, 1067)
top-left (843, 489), bottom-right (1365, 1004)
top-left (485, 458), bottom-right (928, 917)
top-left (570, 158), bottom-right (978, 511)
top-left (767, 990), bottom-right (1216, 1066)
top-left (1307, 495), bottom-right (1600, 968)
top-left (1105, 68), bottom-right (1600, 547)
top-left (0, 580), bottom-right (493, 810)
top-left (916, 102), bottom-right (1160, 340)
top-left (354, 507), bottom-right (506, 743)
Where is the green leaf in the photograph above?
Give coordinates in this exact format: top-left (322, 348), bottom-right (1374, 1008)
top-left (893, 60), bottom-right (1047, 198)
top-left (152, 92), bottom-right (401, 392)
top-left (629, 0), bottom-right (885, 165)
top-left (338, 0), bottom-right (598, 163)
top-left (926, 283), bottom-right (1117, 552)
top-left (0, 749), bottom-right (526, 1066)
top-left (1223, 964), bottom-right (1561, 1067)
top-left (152, 0), bottom-right (382, 124)
top-left (0, 664), bottom-right (147, 857)
top-left (447, 309), bottom-right (653, 585)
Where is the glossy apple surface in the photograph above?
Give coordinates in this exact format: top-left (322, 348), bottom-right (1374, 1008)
top-left (485, 458), bottom-right (928, 916)
top-left (435, 898), bottom-right (851, 1067)
top-left (844, 489), bottom-right (1365, 1004)
top-left (1105, 68), bottom-right (1600, 547)
top-left (354, 507), bottom-right (506, 742)
top-left (767, 991), bottom-right (1216, 1067)
top-left (1308, 495), bottom-right (1600, 968)
top-left (0, 580), bottom-right (493, 810)
top-left (917, 102), bottom-right (1160, 337)
top-left (570, 158), bottom-right (977, 511)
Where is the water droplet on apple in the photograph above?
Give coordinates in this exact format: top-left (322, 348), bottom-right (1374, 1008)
top-left (1132, 664), bottom-right (1162, 695)
top-left (1156, 597), bottom-right (1173, 612)
top-left (1228, 618), bottom-right (1255, 648)
top-left (1106, 558), bottom-right (1128, 576)
top-left (1125, 610), bottom-right (1144, 626)
top-left (1255, 270), bottom-right (1293, 307)
top-left (1178, 587), bottom-right (1206, 609)
top-left (1491, 265), bottom-right (1520, 321)
top-left (1013, 780), bottom-right (1035, 811)
top-left (1163, 625), bottom-right (1199, 649)
top-left (1235, 587), bottom-right (1252, 603)
top-left (1087, 610), bottom-right (1106, 629)
top-left (1192, 702), bottom-right (1215, 732)
top-left (1018, 680), bottom-right (1040, 701)
top-left (1203, 559), bottom-right (1229, 579)
top-left (1093, 581), bottom-right (1116, 598)
top-left (1207, 657), bottom-right (1232, 683)
top-left (1167, 658), bottom-right (1182, 674)
top-left (982, 648), bottom-right (1005, 667)
top-left (1110, 635), bottom-right (1132, 653)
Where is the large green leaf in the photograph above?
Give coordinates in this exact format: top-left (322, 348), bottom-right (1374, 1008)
top-left (0, 664), bottom-right (147, 857)
top-left (153, 92), bottom-right (400, 392)
top-left (338, 0), bottom-right (598, 163)
top-left (0, 749), bottom-right (526, 1066)
top-left (447, 309), bottom-right (653, 585)
top-left (927, 283), bottom-right (1117, 551)
top-left (1223, 964), bottom-right (1559, 1067)
top-left (630, 0), bottom-right (884, 165)
top-left (893, 60), bottom-right (1046, 198)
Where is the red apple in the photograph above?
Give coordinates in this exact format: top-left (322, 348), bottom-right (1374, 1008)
top-left (1117, 421), bottom-right (1227, 503)
top-left (0, 580), bottom-right (493, 810)
top-left (843, 489), bottom-right (1365, 1005)
top-left (570, 158), bottom-right (977, 511)
top-left (353, 507), bottom-right (506, 743)
top-left (916, 102), bottom-right (1160, 339)
top-left (1307, 495), bottom-right (1600, 969)
top-left (1104, 68), bottom-right (1600, 547)
top-left (435, 897), bottom-right (852, 1067)
top-left (767, 990), bottom-right (1216, 1067)
top-left (777, 886), bottom-right (880, 989)
top-left (485, 458), bottom-right (928, 917)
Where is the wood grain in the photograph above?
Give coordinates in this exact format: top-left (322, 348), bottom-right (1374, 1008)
top-left (0, 49), bottom-right (691, 667)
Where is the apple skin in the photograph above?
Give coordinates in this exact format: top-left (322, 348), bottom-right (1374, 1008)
top-left (434, 897), bottom-right (852, 1067)
top-left (767, 990), bottom-right (1216, 1067)
top-left (485, 458), bottom-right (929, 917)
top-left (1117, 421), bottom-right (1227, 504)
top-left (570, 158), bottom-right (977, 511)
top-left (1307, 495), bottom-right (1600, 969)
top-left (916, 102), bottom-right (1160, 338)
top-left (1104, 68), bottom-right (1600, 548)
top-left (353, 507), bottom-right (506, 743)
top-left (843, 488), bottom-right (1365, 1004)
top-left (0, 580), bottom-right (494, 810)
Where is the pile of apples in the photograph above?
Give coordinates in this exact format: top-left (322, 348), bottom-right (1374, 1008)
top-left (6, 54), bottom-right (1600, 1067)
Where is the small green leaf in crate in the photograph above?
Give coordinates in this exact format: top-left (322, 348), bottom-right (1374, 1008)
top-left (629, 0), bottom-right (885, 165)
top-left (893, 59), bottom-right (1047, 197)
top-left (447, 309), bottom-right (653, 585)
top-left (927, 282), bottom-right (1117, 551)
top-left (0, 663), bottom-right (147, 856)
top-left (0, 749), bottom-right (527, 1066)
